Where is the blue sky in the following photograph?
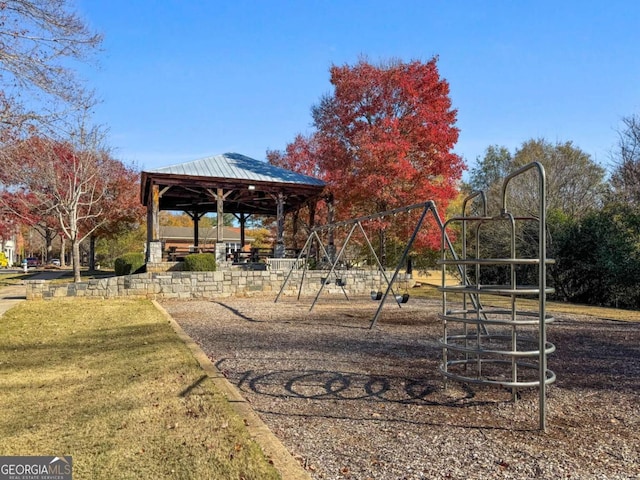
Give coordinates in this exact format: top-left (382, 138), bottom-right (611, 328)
top-left (76, 1), bottom-right (640, 175)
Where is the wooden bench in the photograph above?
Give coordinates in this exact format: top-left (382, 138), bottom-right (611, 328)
top-left (266, 258), bottom-right (305, 271)
top-left (230, 248), bottom-right (273, 264)
top-left (166, 246), bottom-right (215, 261)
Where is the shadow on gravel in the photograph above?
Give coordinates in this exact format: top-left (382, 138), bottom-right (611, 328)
top-left (213, 301), bottom-right (264, 323)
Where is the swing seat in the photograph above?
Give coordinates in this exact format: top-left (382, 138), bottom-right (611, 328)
top-left (370, 290), bottom-right (382, 301)
top-left (336, 278), bottom-right (346, 287)
top-left (321, 277), bottom-right (331, 285)
top-left (395, 293), bottom-right (410, 303)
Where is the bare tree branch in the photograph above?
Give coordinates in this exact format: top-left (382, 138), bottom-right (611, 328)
top-left (0, 0), bottom-right (101, 134)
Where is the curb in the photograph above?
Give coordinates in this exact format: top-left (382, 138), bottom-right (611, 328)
top-left (152, 300), bottom-right (312, 480)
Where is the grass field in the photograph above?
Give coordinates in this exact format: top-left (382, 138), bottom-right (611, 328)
top-left (411, 271), bottom-right (640, 322)
top-left (0, 298), bottom-right (281, 480)
top-left (0, 269), bottom-right (117, 286)
top-left (0, 271), bottom-right (30, 287)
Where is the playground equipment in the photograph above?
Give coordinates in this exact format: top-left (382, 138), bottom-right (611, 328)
top-left (275, 161), bottom-right (555, 430)
top-left (438, 162), bottom-right (555, 431)
top-left (275, 200), bottom-right (490, 328)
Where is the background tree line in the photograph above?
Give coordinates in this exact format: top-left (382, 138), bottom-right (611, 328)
top-left (467, 119), bottom-right (640, 309)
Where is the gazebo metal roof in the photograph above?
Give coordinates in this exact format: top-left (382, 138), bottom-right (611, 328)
top-left (141, 152), bottom-right (326, 215)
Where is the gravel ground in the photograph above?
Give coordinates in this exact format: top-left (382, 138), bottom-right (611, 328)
top-left (162, 296), bottom-right (640, 480)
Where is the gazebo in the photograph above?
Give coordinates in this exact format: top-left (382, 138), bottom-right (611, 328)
top-left (140, 153), bottom-right (326, 264)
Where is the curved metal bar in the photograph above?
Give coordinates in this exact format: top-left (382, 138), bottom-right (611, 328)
top-left (440, 336), bottom-right (556, 357)
top-left (462, 190), bottom-right (488, 218)
top-left (439, 284), bottom-right (555, 295)
top-left (500, 162), bottom-right (549, 431)
top-left (439, 360), bottom-right (556, 389)
top-left (500, 161), bottom-right (545, 214)
top-left (439, 311), bottom-right (555, 327)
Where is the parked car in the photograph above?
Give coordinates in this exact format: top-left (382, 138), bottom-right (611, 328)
top-left (50, 258), bottom-right (61, 267)
top-left (26, 257), bottom-right (40, 267)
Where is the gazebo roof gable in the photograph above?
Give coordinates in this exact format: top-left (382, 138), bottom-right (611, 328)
top-left (146, 152), bottom-right (325, 187)
top-left (140, 152), bottom-right (326, 215)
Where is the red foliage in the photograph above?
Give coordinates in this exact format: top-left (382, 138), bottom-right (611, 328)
top-left (267, 134), bottom-right (325, 180)
top-left (89, 158), bottom-right (145, 238)
top-left (267, 134), bottom-right (331, 245)
top-left (270, 58), bottom-right (465, 250)
top-left (0, 134), bottom-right (144, 276)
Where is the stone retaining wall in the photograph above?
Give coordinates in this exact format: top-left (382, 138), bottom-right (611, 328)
top-left (25, 270), bottom-right (408, 300)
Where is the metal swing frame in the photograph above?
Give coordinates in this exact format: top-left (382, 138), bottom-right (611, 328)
top-left (274, 200), bottom-right (483, 329)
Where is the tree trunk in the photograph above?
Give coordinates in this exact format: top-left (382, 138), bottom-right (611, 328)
top-left (72, 238), bottom-right (81, 283)
top-left (88, 235), bottom-right (96, 270)
top-left (379, 228), bottom-right (387, 269)
top-left (308, 201), bottom-right (316, 229)
top-left (45, 229), bottom-right (54, 262)
top-left (327, 194), bottom-right (335, 262)
top-left (61, 237), bottom-right (66, 268)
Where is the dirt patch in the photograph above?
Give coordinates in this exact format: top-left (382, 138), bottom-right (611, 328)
top-left (162, 296), bottom-right (640, 480)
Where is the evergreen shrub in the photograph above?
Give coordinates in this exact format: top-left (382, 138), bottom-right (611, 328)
top-left (114, 252), bottom-right (145, 276)
top-left (183, 253), bottom-right (217, 271)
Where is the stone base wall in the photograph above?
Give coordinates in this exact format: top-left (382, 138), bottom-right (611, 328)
top-left (25, 270), bottom-right (411, 301)
top-left (146, 261), bottom-right (184, 273)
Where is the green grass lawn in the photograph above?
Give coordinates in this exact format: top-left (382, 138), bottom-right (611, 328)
top-left (0, 268), bottom-right (117, 286)
top-left (0, 298), bottom-right (281, 480)
top-left (48, 268), bottom-right (118, 283)
top-left (0, 271), bottom-right (30, 287)
top-left (409, 282), bottom-right (640, 322)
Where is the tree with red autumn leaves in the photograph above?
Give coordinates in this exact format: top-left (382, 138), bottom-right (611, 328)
top-left (268, 134), bottom-right (328, 249)
top-left (269, 57), bottom-right (464, 262)
top-left (0, 127), bottom-right (143, 281)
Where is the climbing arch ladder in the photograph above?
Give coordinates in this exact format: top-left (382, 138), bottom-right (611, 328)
top-left (438, 162), bottom-right (556, 431)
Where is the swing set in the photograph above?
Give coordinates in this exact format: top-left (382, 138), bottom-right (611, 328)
top-left (274, 200), bottom-right (479, 329)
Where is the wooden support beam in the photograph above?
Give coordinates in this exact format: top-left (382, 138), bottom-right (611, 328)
top-left (185, 211), bottom-right (207, 248)
top-left (217, 188), bottom-right (225, 243)
top-left (275, 192), bottom-right (286, 258)
top-left (147, 183), bottom-right (160, 242)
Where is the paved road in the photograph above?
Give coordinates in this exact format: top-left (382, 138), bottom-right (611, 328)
top-left (0, 270), bottom-right (70, 318)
